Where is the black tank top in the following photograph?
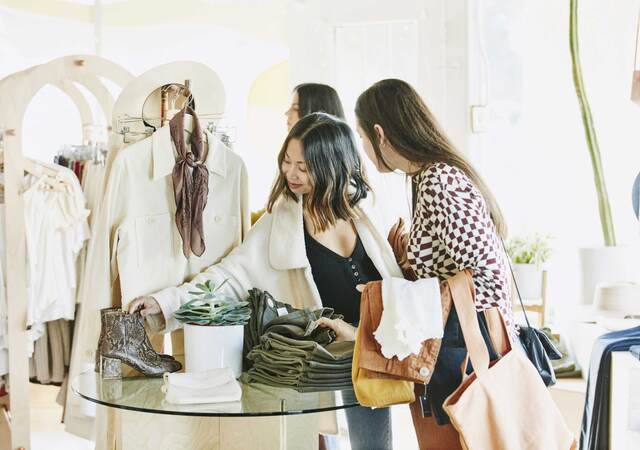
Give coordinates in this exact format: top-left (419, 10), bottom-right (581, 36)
top-left (304, 226), bottom-right (382, 324)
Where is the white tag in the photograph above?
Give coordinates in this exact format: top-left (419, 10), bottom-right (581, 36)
top-left (276, 307), bottom-right (288, 317)
top-left (267, 298), bottom-right (274, 308)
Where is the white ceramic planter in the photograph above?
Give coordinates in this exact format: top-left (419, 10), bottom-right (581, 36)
top-left (513, 264), bottom-right (543, 299)
top-left (579, 246), bottom-right (640, 305)
top-left (183, 323), bottom-right (243, 377)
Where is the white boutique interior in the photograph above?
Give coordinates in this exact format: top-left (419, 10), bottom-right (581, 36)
top-left (1, 1), bottom-right (640, 450)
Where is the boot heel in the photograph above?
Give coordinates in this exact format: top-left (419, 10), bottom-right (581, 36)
top-left (100, 355), bottom-right (122, 380)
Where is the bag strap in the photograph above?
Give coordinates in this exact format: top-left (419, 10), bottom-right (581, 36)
top-left (499, 237), bottom-right (532, 329)
top-left (446, 271), bottom-right (490, 377)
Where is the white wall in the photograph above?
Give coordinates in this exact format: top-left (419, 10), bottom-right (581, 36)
top-left (0, 6), bottom-right (288, 209)
top-left (478, 0), bottom-right (640, 325)
top-left (3, 0), bottom-right (640, 326)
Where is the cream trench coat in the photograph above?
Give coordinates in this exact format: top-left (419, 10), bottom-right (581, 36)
top-left (65, 125), bottom-right (251, 446)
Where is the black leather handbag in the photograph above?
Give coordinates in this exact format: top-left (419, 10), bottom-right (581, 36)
top-left (502, 240), bottom-right (562, 387)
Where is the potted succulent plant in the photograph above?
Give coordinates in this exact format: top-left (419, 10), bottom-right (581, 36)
top-left (175, 279), bottom-right (250, 377)
top-left (506, 234), bottom-right (552, 300)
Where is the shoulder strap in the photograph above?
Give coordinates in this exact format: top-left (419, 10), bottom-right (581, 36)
top-left (499, 237), bottom-right (532, 329)
top-left (446, 271), bottom-right (490, 377)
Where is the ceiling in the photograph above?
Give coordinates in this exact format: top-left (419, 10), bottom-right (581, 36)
top-left (0, 0), bottom-right (290, 42)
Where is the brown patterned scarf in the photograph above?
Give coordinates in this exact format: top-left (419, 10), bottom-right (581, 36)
top-left (169, 107), bottom-right (209, 258)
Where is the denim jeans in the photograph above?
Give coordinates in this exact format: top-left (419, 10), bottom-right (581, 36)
top-left (342, 390), bottom-right (392, 450)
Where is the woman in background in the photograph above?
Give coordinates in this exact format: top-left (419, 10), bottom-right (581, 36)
top-left (284, 83), bottom-right (345, 131)
top-left (251, 83), bottom-right (347, 225)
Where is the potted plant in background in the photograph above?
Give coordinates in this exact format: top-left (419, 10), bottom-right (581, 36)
top-left (174, 280), bottom-right (251, 377)
top-left (506, 234), bottom-right (552, 300)
top-left (570, 0), bottom-right (640, 305)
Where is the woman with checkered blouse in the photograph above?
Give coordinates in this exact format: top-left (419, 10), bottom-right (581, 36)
top-left (354, 79), bottom-right (517, 448)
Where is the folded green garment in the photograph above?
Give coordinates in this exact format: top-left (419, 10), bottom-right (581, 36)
top-left (307, 359), bottom-right (352, 370)
top-left (243, 370), bottom-right (353, 393)
top-left (261, 333), bottom-right (354, 361)
top-left (243, 288), bottom-right (344, 370)
top-left (243, 370), bottom-right (298, 388)
top-left (298, 375), bottom-right (351, 385)
top-left (264, 308), bottom-right (337, 344)
top-left (250, 360), bottom-right (351, 379)
top-left (251, 362), bottom-right (301, 380)
top-left (302, 370), bottom-right (352, 381)
top-left (296, 382), bottom-right (354, 393)
top-left (248, 350), bottom-right (306, 368)
top-left (249, 349), bottom-right (352, 370)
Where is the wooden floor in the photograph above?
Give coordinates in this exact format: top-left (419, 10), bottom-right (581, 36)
top-left (28, 383), bottom-right (92, 450)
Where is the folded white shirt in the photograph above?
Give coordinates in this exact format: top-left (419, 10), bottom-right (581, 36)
top-left (374, 277), bottom-right (443, 360)
top-left (162, 368), bottom-right (243, 405)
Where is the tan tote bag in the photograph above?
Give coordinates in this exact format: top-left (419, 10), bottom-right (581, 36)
top-left (442, 272), bottom-right (577, 450)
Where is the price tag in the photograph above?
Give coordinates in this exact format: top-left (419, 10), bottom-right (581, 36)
top-left (276, 307), bottom-right (288, 317)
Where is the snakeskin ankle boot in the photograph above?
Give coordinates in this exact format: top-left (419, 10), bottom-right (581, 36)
top-left (97, 309), bottom-right (182, 379)
top-left (95, 307), bottom-right (176, 372)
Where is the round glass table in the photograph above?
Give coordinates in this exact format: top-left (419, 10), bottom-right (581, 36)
top-left (72, 371), bottom-right (359, 417)
top-left (73, 371), bottom-right (359, 450)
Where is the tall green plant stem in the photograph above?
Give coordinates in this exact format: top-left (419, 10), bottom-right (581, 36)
top-left (569, 0), bottom-right (616, 246)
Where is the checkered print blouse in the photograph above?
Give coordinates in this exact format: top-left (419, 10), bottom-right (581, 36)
top-left (407, 162), bottom-right (516, 336)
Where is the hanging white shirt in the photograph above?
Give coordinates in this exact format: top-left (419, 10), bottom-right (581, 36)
top-left (23, 172), bottom-right (89, 338)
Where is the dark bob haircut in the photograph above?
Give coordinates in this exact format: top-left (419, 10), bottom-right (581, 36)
top-left (294, 83), bottom-right (346, 120)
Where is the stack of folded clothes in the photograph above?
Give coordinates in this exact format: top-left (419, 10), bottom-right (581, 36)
top-left (242, 289), bottom-right (354, 392)
top-left (243, 288), bottom-right (296, 369)
top-left (162, 368), bottom-right (242, 405)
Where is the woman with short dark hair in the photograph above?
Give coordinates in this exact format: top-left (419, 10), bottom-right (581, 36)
top-left (285, 83), bottom-right (346, 131)
top-left (130, 113), bottom-right (397, 450)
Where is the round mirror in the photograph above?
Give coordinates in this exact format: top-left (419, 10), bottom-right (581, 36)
top-left (633, 171), bottom-right (640, 219)
top-left (141, 83), bottom-right (191, 129)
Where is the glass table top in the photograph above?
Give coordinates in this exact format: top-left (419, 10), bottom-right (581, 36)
top-left (72, 371), bottom-right (359, 417)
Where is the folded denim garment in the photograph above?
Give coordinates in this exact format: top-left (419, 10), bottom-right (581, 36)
top-left (162, 368), bottom-right (242, 405)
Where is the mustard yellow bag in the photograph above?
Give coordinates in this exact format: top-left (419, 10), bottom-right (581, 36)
top-left (351, 326), bottom-right (415, 408)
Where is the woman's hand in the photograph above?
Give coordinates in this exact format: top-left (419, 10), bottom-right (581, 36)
top-left (128, 296), bottom-right (161, 317)
top-left (388, 218), bottom-right (410, 270)
top-left (315, 317), bottom-right (357, 343)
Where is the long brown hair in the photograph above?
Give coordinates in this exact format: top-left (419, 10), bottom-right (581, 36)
top-left (267, 113), bottom-right (370, 233)
top-left (355, 79), bottom-right (507, 237)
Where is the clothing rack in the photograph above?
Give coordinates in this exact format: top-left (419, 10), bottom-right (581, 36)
top-left (114, 112), bottom-right (227, 144)
top-left (0, 55), bottom-right (133, 450)
top-left (55, 143), bottom-right (108, 167)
